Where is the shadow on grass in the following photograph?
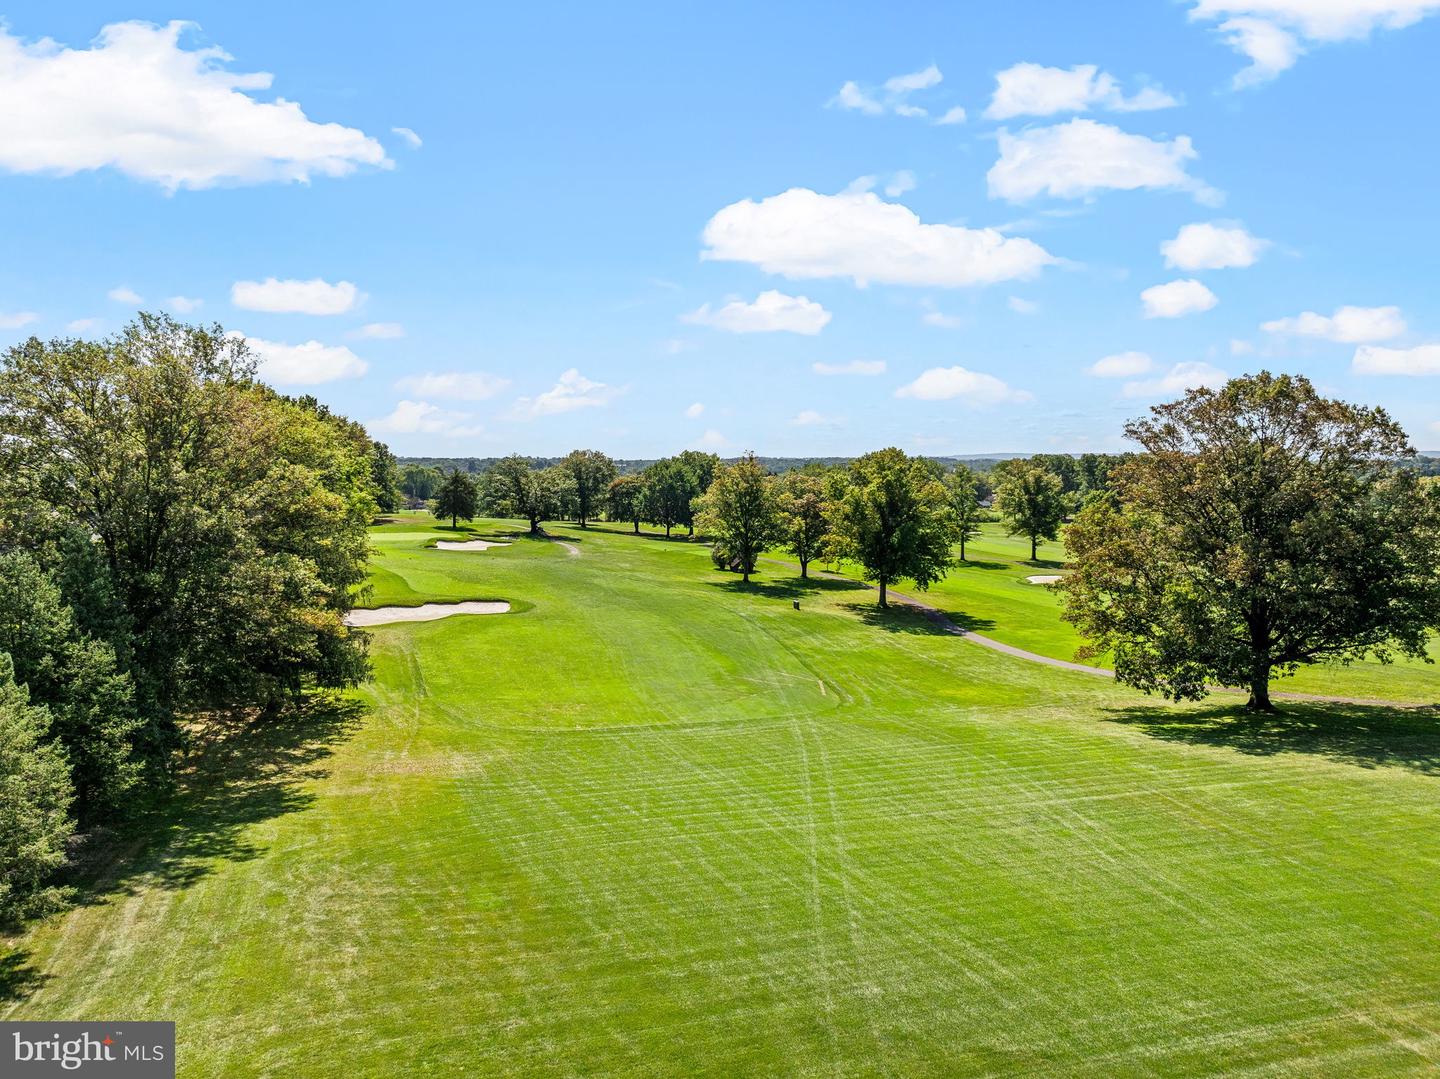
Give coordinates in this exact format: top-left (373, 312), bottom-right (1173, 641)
top-left (1022, 557), bottom-right (1066, 570)
top-left (1103, 700), bottom-right (1440, 775)
top-left (573, 524), bottom-right (693, 543)
top-left (952, 559), bottom-right (1009, 572)
top-left (710, 575), bottom-right (868, 601)
top-left (0, 948), bottom-right (48, 1004)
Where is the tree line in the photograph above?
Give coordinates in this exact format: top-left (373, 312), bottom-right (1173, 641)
top-left (0, 315), bottom-right (385, 923)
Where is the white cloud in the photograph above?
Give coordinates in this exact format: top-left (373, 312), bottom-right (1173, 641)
top-left (682, 290), bottom-right (832, 335)
top-left (164, 295), bottom-right (202, 313)
top-left (703, 187), bottom-right (1054, 288)
top-left (1189, 1), bottom-right (1440, 84)
top-left (884, 170), bottom-right (917, 197)
top-left (1141, 278), bottom-right (1219, 318)
top-left (66, 318), bottom-right (99, 333)
top-left (0, 311), bottom-right (38, 330)
top-left (1261, 305), bottom-right (1406, 343)
top-left (1088, 351), bottom-right (1154, 377)
top-left (1122, 361), bottom-right (1228, 397)
top-left (922, 311), bottom-right (965, 329)
top-left (830, 64), bottom-right (952, 119)
top-left (514, 369), bottom-right (619, 418)
top-left (393, 371), bottom-right (510, 400)
top-left (894, 366), bottom-right (1033, 406)
top-left (0, 21), bottom-right (389, 191)
top-left (1008, 296), bottom-right (1040, 315)
top-left (660, 338), bottom-right (697, 355)
top-left (989, 120), bottom-right (1220, 205)
top-left (985, 63), bottom-right (1179, 120)
top-left (1231, 338), bottom-right (1256, 355)
top-left (791, 409), bottom-right (842, 426)
top-left (935, 106), bottom-right (968, 125)
top-left (1352, 343), bottom-right (1440, 375)
top-left (352, 321), bottom-right (405, 339)
top-left (243, 336), bottom-right (368, 385)
top-left (1161, 221), bottom-right (1269, 269)
top-left (691, 429), bottom-right (731, 450)
top-left (371, 400), bottom-right (482, 438)
top-left (108, 286), bottom-right (142, 304)
top-left (231, 277), bottom-right (360, 315)
top-left (391, 127), bottom-right (422, 149)
top-left (812, 360), bottom-right (886, 376)
top-left (684, 402), bottom-right (705, 419)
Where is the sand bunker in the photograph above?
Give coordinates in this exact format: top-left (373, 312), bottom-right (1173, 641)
top-left (434, 539), bottom-right (512, 552)
top-left (345, 601), bottom-right (510, 626)
top-left (1026, 575), bottom-right (1062, 585)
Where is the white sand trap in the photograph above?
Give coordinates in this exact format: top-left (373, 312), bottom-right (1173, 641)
top-left (434, 539), bottom-right (512, 552)
top-left (345, 601), bottom-right (510, 626)
top-left (1026, 574), bottom-right (1062, 585)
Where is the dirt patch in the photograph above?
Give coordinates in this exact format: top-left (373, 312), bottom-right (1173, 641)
top-left (345, 601), bottom-right (510, 626)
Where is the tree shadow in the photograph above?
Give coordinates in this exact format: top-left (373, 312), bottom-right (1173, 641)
top-left (578, 525), bottom-right (693, 543)
top-left (709, 575), bottom-right (868, 601)
top-left (62, 695), bottom-right (366, 905)
top-left (1102, 699), bottom-right (1440, 775)
top-left (928, 605), bottom-right (999, 634)
top-left (1023, 557), bottom-right (1066, 570)
top-left (842, 601), bottom-right (964, 636)
top-left (0, 948), bottom-right (48, 1004)
top-left (953, 559), bottom-right (1009, 572)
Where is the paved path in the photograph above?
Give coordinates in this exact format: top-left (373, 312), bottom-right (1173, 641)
top-left (759, 557), bottom-right (1422, 708)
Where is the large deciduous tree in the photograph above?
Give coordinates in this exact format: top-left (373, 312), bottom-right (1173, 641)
top-left (433, 470), bottom-right (479, 529)
top-left (562, 450), bottom-right (617, 528)
top-left (485, 456), bottom-right (568, 535)
top-left (997, 463), bottom-right (1066, 561)
top-left (1061, 372), bottom-right (1440, 712)
top-left (606, 474), bottom-right (647, 534)
top-left (695, 453), bottom-right (784, 583)
top-left (832, 448), bottom-right (958, 608)
top-left (642, 459), bottom-right (698, 538)
top-left (776, 471), bottom-right (831, 578)
top-left (945, 464), bottom-right (984, 562)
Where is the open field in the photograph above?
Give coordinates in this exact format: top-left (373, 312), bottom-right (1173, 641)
top-left (4, 513), bottom-right (1439, 1075)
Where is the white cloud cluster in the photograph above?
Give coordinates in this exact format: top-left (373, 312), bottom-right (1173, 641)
top-left (394, 371), bottom-right (510, 400)
top-left (1087, 351), bottom-right (1154, 377)
top-left (0, 311), bottom-right (39, 329)
top-left (244, 335), bottom-right (368, 385)
top-left (894, 366), bottom-right (1032, 405)
top-left (513, 369), bottom-right (619, 418)
top-left (353, 322), bottom-right (404, 339)
top-left (831, 64), bottom-right (958, 121)
top-left (684, 402), bottom-right (705, 418)
top-left (988, 120), bottom-right (1220, 204)
top-left (682, 290), bottom-right (832, 335)
top-left (985, 63), bottom-right (1179, 120)
top-left (1353, 344), bottom-right (1440, 375)
top-left (813, 360), bottom-right (886, 376)
top-left (1262, 305), bottom-right (1405, 343)
top-left (1189, 1), bottom-right (1440, 85)
top-left (1161, 221), bottom-right (1269, 269)
top-left (371, 400), bottom-right (482, 438)
top-left (165, 295), bottom-right (203, 313)
top-left (108, 286), bottom-right (143, 304)
top-left (702, 187), bottom-right (1054, 288)
top-left (791, 409), bottom-right (842, 427)
top-left (1122, 361), bottom-right (1228, 398)
top-left (232, 277), bottom-right (360, 315)
top-left (0, 21), bottom-right (390, 190)
top-left (1141, 279), bottom-right (1219, 318)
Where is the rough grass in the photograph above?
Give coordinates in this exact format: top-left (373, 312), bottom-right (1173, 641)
top-left (3, 513), bottom-right (1438, 1075)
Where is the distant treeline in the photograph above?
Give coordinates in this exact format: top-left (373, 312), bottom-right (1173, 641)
top-left (397, 454), bottom-right (1037, 476)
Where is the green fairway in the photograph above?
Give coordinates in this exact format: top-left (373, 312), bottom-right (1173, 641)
top-left (4, 513), bottom-right (1439, 1075)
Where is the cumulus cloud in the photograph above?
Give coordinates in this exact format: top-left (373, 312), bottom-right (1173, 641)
top-left (985, 63), bottom-right (1179, 120)
top-left (393, 371), bottom-right (510, 400)
top-left (1189, 1), bottom-right (1440, 85)
top-left (682, 290), bottom-right (832, 335)
top-left (988, 120), bottom-right (1220, 204)
top-left (0, 21), bottom-right (390, 191)
top-left (164, 295), bottom-right (202, 313)
top-left (513, 369), bottom-right (619, 418)
top-left (371, 400), bottom-right (482, 438)
top-left (66, 318), bottom-right (99, 333)
top-left (108, 286), bottom-right (142, 304)
top-left (894, 366), bottom-right (1033, 405)
top-left (243, 336), bottom-right (368, 385)
top-left (702, 187), bottom-right (1054, 288)
top-left (353, 321), bottom-right (404, 339)
top-left (391, 127), bottom-right (422, 149)
top-left (922, 311), bottom-right (965, 329)
top-left (1161, 221), bottom-right (1269, 269)
top-left (691, 429), bottom-right (731, 450)
top-left (0, 311), bottom-right (39, 329)
top-left (792, 409), bottom-right (842, 426)
top-left (684, 402), bottom-right (705, 418)
top-left (1008, 296), bottom-right (1040, 315)
top-left (1087, 351), bottom-right (1154, 377)
top-left (1122, 361), bottom-right (1228, 398)
top-left (1141, 278), bottom-right (1219, 318)
top-left (231, 277), bottom-right (360, 315)
top-left (812, 360), bottom-right (886, 376)
top-left (884, 170), bottom-right (917, 197)
top-left (830, 64), bottom-right (947, 119)
top-left (935, 106), bottom-right (968, 125)
top-left (1261, 305), bottom-right (1406, 343)
top-left (1352, 343), bottom-right (1440, 375)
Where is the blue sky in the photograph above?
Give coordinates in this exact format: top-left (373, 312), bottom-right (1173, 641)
top-left (2, 1), bottom-right (1438, 456)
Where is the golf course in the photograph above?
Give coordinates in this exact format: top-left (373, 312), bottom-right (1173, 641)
top-left (5, 512), bottom-right (1438, 1076)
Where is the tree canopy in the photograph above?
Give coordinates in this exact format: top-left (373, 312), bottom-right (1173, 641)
top-left (563, 450), bottom-right (617, 528)
top-left (996, 463), bottom-right (1067, 561)
top-left (945, 464), bottom-right (984, 562)
top-left (1061, 372), bottom-right (1440, 711)
top-left (695, 453), bottom-right (784, 582)
top-left (433, 469), bottom-right (479, 529)
top-left (776, 471), bottom-right (832, 578)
